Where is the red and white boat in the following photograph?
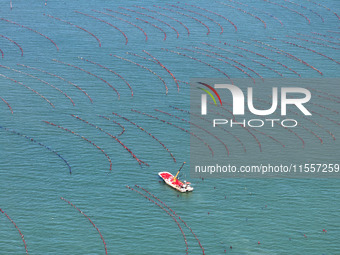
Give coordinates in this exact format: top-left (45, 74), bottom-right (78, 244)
top-left (158, 163), bottom-right (193, 192)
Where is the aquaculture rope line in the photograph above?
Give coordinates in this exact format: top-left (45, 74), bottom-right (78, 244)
top-left (78, 57), bottom-right (133, 97)
top-left (60, 197), bottom-right (107, 255)
top-left (126, 185), bottom-right (189, 254)
top-left (169, 105), bottom-right (247, 152)
top-left (75, 11), bottom-right (128, 45)
top-left (71, 115), bottom-right (149, 166)
top-left (0, 34), bottom-right (23, 56)
top-left (134, 5), bottom-right (191, 36)
top-left (143, 50), bottom-right (180, 92)
top-left (98, 115), bottom-right (125, 136)
top-left (0, 208), bottom-right (29, 255)
top-left (111, 54), bottom-right (168, 94)
top-left (131, 109), bottom-right (214, 157)
top-left (44, 13), bottom-right (101, 47)
top-left (167, 3), bottom-right (224, 35)
top-left (52, 59), bottom-right (120, 99)
top-left (95, 9), bottom-right (148, 41)
top-left (0, 65), bottom-right (75, 106)
top-left (43, 120), bottom-right (112, 171)
top-left (135, 185), bottom-right (206, 254)
top-left (119, 7), bottom-right (179, 38)
top-left (17, 63), bottom-right (93, 103)
top-left (155, 108), bottom-right (230, 155)
top-left (112, 111), bottom-right (176, 162)
top-left (0, 96), bottom-right (13, 114)
top-left (0, 72), bottom-right (54, 108)
top-left (0, 126), bottom-right (71, 174)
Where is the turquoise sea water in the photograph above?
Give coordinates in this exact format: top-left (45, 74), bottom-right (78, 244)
top-left (0, 0), bottom-right (339, 254)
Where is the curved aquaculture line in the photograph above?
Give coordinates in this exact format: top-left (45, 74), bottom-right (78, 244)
top-left (297, 33), bottom-right (340, 46)
top-left (0, 34), bottom-right (23, 56)
top-left (154, 5), bottom-right (210, 35)
top-left (74, 11), bottom-right (128, 45)
top-left (0, 18), bottom-right (58, 51)
top-left (0, 72), bottom-right (54, 108)
top-left (0, 96), bottom-right (13, 114)
top-left (177, 47), bottom-right (256, 83)
top-left (111, 54), bottom-right (168, 95)
top-left (218, 2), bottom-right (267, 28)
top-left (226, 0), bottom-right (283, 26)
top-left (235, 40), bottom-right (301, 76)
top-left (143, 50), bottom-right (180, 92)
top-left (283, 0), bottom-right (324, 22)
top-left (135, 17), bottom-right (167, 41)
top-left (305, 0), bottom-right (339, 20)
top-left (79, 57), bottom-right (133, 97)
top-left (98, 115), bottom-right (126, 136)
top-left (259, 97), bottom-right (330, 143)
top-left (273, 38), bottom-right (340, 65)
top-left (251, 39), bottom-right (323, 75)
top-left (0, 65), bottom-right (74, 106)
top-left (131, 109), bottom-right (214, 157)
top-left (0, 208), bottom-right (29, 255)
top-left (155, 108), bottom-right (230, 156)
top-left (52, 59), bottom-right (120, 99)
top-left (184, 3), bottom-right (237, 31)
top-left (135, 185), bottom-right (205, 254)
top-left (261, 0), bottom-right (311, 24)
top-left (43, 121), bottom-right (112, 171)
top-left (194, 46), bottom-right (264, 81)
top-left (308, 87), bottom-right (340, 101)
top-left (71, 115), bottom-right (148, 166)
top-left (112, 112), bottom-right (176, 162)
top-left (311, 32), bottom-right (340, 42)
top-left (162, 48), bottom-right (233, 84)
top-left (134, 5), bottom-right (190, 36)
top-left (0, 48), bottom-right (3, 58)
top-left (0, 126), bottom-right (71, 174)
top-left (170, 105), bottom-right (247, 152)
top-left (211, 108), bottom-right (262, 152)
top-left (44, 14), bottom-right (101, 47)
top-left (285, 35), bottom-right (340, 50)
top-left (94, 9), bottom-right (148, 42)
top-left (17, 64), bottom-right (93, 103)
top-left (167, 3), bottom-right (224, 34)
top-left (202, 42), bottom-right (282, 77)
top-left (60, 197), bottom-right (107, 255)
top-left (126, 185), bottom-right (189, 254)
top-left (119, 7), bottom-right (179, 38)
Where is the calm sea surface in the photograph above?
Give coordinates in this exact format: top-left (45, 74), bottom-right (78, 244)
top-left (0, 0), bottom-right (339, 254)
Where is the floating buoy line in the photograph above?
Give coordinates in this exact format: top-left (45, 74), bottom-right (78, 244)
top-left (0, 208), bottom-right (29, 255)
top-left (94, 9), bottom-right (148, 42)
top-left (0, 126), bottom-right (71, 174)
top-left (44, 13), bottom-right (101, 47)
top-left (0, 96), bottom-right (13, 114)
top-left (112, 111), bottom-right (176, 162)
top-left (52, 59), bottom-right (120, 99)
top-left (0, 34), bottom-right (23, 56)
top-left (17, 63), bottom-right (93, 103)
top-left (0, 18), bottom-right (58, 51)
top-left (131, 108), bottom-right (214, 156)
top-left (0, 72), bottom-right (54, 108)
top-left (60, 197), bottom-right (107, 255)
top-left (75, 10), bottom-right (128, 45)
top-left (71, 114), bottom-right (149, 166)
top-left (111, 54), bottom-right (168, 94)
top-left (43, 120), bottom-right (112, 171)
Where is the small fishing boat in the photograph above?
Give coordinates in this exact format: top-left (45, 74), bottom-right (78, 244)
top-left (159, 162), bottom-right (194, 192)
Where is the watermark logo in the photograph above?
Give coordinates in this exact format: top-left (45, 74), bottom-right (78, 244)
top-left (201, 83), bottom-right (311, 116)
top-left (200, 83), bottom-right (311, 128)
